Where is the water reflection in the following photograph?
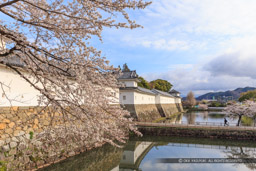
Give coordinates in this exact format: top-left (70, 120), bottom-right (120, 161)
top-left (119, 141), bottom-right (154, 171)
top-left (182, 111), bottom-right (255, 126)
top-left (162, 113), bottom-right (183, 124)
top-left (41, 136), bottom-right (256, 171)
top-left (39, 143), bottom-right (123, 171)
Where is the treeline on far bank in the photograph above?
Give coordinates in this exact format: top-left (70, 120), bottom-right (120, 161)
top-left (182, 89), bottom-right (256, 110)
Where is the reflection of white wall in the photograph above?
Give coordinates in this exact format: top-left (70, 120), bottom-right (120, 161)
top-left (110, 165), bottom-right (120, 171)
top-left (120, 142), bottom-right (153, 165)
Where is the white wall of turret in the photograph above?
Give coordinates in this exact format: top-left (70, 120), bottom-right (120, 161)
top-left (120, 80), bottom-right (137, 88)
top-left (119, 79), bottom-right (181, 105)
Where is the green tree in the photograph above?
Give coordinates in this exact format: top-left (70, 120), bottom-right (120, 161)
top-left (239, 90), bottom-right (256, 102)
top-left (122, 63), bottom-right (130, 72)
top-left (209, 101), bottom-right (226, 107)
top-left (149, 79), bottom-right (172, 92)
top-left (138, 77), bottom-right (150, 89)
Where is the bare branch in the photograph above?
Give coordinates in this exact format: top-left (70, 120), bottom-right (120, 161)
top-left (0, 0), bottom-right (20, 9)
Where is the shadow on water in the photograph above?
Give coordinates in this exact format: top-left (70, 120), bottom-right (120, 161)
top-left (40, 135), bottom-right (256, 171)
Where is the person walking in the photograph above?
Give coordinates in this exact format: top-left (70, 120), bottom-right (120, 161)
top-left (224, 118), bottom-right (228, 126)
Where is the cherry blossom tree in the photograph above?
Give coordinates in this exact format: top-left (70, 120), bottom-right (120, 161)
top-left (198, 104), bottom-right (208, 110)
top-left (225, 101), bottom-right (256, 126)
top-left (0, 0), bottom-right (151, 147)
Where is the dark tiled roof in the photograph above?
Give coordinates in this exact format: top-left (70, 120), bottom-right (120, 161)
top-left (137, 87), bottom-right (157, 95)
top-left (120, 87), bottom-right (156, 95)
top-left (118, 70), bottom-right (138, 80)
top-left (0, 56), bottom-right (25, 67)
top-left (169, 89), bottom-right (180, 94)
top-left (152, 89), bottom-right (174, 97)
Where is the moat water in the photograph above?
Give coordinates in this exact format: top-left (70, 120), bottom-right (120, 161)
top-left (40, 136), bottom-right (256, 171)
top-left (166, 111), bottom-right (255, 126)
top-left (40, 111), bottom-right (256, 171)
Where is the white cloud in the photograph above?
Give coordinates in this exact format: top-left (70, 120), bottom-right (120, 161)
top-left (143, 63), bottom-right (256, 97)
top-left (141, 39), bottom-right (190, 51)
top-left (108, 0), bottom-right (256, 52)
top-left (102, 1), bottom-right (256, 95)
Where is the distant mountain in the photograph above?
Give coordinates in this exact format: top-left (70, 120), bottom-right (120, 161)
top-left (196, 87), bottom-right (256, 101)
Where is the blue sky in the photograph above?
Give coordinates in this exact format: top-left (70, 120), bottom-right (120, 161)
top-left (93, 0), bottom-right (256, 97)
top-left (2, 0), bottom-right (256, 97)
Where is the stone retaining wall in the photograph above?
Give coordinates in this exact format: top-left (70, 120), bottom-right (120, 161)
top-left (0, 107), bottom-right (106, 170)
top-left (135, 104), bottom-right (162, 122)
top-left (0, 107), bottom-right (62, 141)
top-left (122, 103), bottom-right (183, 121)
top-left (122, 104), bottom-right (161, 121)
top-left (138, 127), bottom-right (256, 140)
top-left (159, 104), bottom-right (180, 117)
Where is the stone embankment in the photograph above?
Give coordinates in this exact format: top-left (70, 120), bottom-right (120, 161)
top-left (0, 107), bottom-right (105, 170)
top-left (137, 123), bottom-right (256, 140)
top-left (122, 103), bottom-right (183, 121)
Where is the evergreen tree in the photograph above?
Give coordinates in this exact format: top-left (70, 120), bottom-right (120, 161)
top-left (149, 79), bottom-right (172, 92)
top-left (138, 77), bottom-right (150, 89)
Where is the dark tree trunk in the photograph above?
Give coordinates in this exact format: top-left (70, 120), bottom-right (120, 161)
top-left (237, 115), bottom-right (242, 126)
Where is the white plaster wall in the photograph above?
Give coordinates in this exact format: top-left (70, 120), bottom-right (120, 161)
top-left (175, 98), bottom-right (181, 104)
top-left (121, 80), bottom-right (137, 87)
top-left (155, 95), bottom-right (160, 104)
top-left (0, 65), bottom-right (120, 106)
top-left (119, 91), bottom-right (135, 104)
top-left (159, 96), bottom-right (176, 104)
top-left (0, 65), bottom-right (41, 107)
top-left (134, 92), bottom-right (155, 104)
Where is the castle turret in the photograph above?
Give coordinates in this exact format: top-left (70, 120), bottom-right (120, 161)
top-left (118, 64), bottom-right (140, 88)
top-left (169, 89), bottom-right (181, 97)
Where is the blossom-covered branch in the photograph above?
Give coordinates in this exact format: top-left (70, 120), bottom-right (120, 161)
top-left (0, 0), bottom-right (151, 146)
